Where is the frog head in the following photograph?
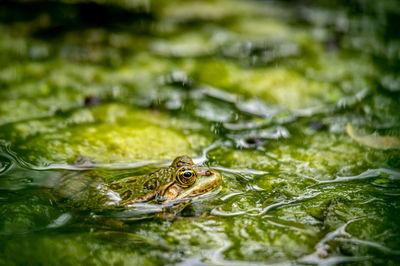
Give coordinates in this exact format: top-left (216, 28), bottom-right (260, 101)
top-left (160, 156), bottom-right (221, 203)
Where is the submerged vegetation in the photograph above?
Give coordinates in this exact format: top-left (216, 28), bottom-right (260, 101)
top-left (1, 0), bottom-right (400, 264)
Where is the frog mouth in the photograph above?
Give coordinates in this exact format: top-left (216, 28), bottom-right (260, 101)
top-left (171, 170), bottom-right (222, 202)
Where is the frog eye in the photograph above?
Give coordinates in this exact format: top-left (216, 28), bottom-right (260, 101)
top-left (176, 167), bottom-right (197, 187)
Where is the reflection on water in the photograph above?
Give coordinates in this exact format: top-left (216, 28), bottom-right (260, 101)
top-left (1, 0), bottom-right (400, 264)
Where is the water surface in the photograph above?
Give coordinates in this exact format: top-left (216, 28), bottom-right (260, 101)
top-left (1, 0), bottom-right (400, 265)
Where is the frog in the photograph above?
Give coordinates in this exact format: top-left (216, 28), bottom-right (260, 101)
top-left (48, 155), bottom-right (222, 215)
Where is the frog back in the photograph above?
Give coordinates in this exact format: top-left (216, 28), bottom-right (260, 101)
top-left (108, 166), bottom-right (177, 205)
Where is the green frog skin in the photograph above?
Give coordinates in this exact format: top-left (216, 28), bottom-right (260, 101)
top-left (50, 155), bottom-right (222, 211)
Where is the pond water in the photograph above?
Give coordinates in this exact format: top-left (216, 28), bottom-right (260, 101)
top-left (1, 0), bottom-right (400, 265)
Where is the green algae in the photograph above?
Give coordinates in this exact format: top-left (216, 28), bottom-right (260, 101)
top-left (1, 0), bottom-right (400, 265)
top-left (189, 60), bottom-right (341, 109)
top-left (1, 104), bottom-right (209, 165)
top-left (1, 232), bottom-right (170, 266)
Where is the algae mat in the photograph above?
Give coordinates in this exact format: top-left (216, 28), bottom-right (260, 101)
top-left (1, 0), bottom-right (400, 265)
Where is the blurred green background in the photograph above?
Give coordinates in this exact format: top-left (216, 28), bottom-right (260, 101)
top-left (1, 0), bottom-right (400, 265)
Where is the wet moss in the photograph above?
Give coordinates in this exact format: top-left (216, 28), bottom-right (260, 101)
top-left (1, 104), bottom-right (209, 165)
top-left (0, 0), bottom-right (400, 264)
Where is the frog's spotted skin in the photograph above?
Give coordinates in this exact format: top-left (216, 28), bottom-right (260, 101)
top-left (109, 166), bottom-right (179, 205)
top-left (50, 155), bottom-right (222, 211)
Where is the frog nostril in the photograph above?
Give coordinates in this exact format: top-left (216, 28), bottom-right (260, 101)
top-left (205, 170), bottom-right (211, 176)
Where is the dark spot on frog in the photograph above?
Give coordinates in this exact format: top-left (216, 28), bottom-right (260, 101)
top-left (143, 178), bottom-right (159, 190)
top-left (126, 178), bottom-right (137, 183)
top-left (121, 190), bottom-right (133, 200)
top-left (109, 183), bottom-right (122, 190)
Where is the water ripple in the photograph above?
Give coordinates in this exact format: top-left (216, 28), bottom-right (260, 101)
top-left (298, 213), bottom-right (400, 264)
top-left (0, 141), bottom-right (15, 175)
top-left (298, 218), bottom-right (363, 264)
top-left (213, 166), bottom-right (268, 175)
top-left (315, 168), bottom-right (400, 185)
top-left (335, 237), bottom-right (400, 256)
top-left (0, 140), bottom-right (35, 171)
top-left (0, 157), bottom-right (12, 175)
